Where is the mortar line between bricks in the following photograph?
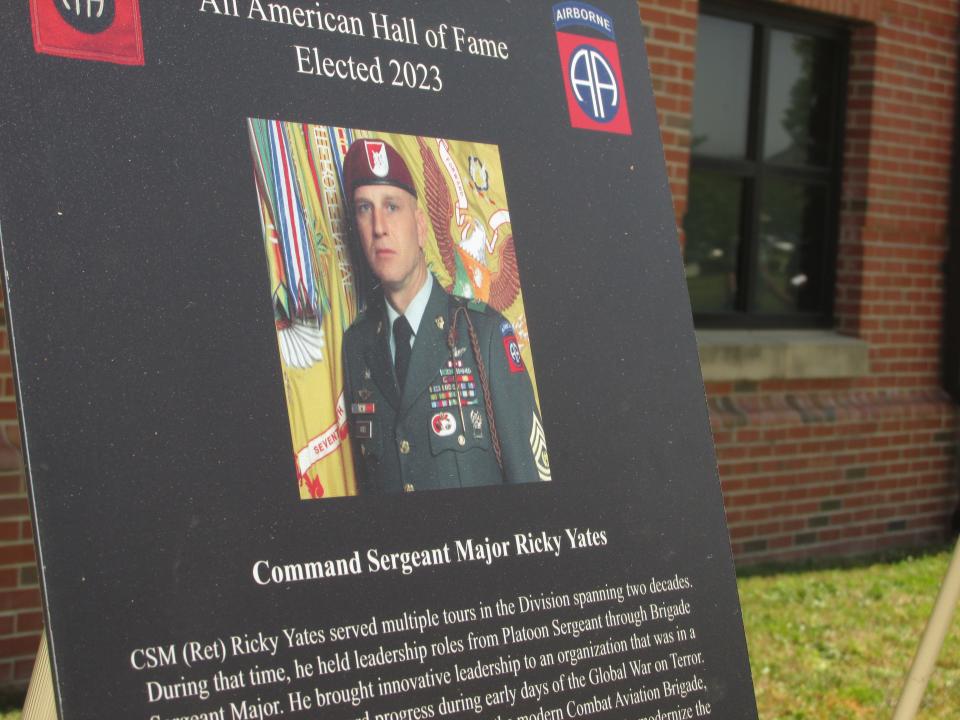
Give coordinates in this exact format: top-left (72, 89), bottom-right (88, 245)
top-left (740, 526), bottom-right (949, 552)
top-left (729, 509), bottom-right (952, 533)
top-left (717, 432), bottom-right (957, 452)
top-left (717, 458), bottom-right (955, 481)
top-left (718, 449), bottom-right (956, 471)
top-left (724, 477), bottom-right (958, 498)
top-left (735, 530), bottom-right (946, 562)
top-left (714, 416), bottom-right (957, 433)
top-left (722, 480), bottom-right (958, 500)
top-left (723, 490), bottom-right (958, 515)
top-left (734, 516), bottom-right (951, 545)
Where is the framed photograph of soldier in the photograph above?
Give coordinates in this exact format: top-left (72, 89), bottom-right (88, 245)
top-left (249, 125), bottom-right (550, 498)
top-left (0, 2), bottom-right (759, 719)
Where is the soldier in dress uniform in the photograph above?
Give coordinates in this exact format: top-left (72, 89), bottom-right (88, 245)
top-left (341, 139), bottom-right (550, 493)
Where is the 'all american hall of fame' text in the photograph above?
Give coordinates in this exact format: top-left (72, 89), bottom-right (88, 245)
top-left (199, 2), bottom-right (511, 92)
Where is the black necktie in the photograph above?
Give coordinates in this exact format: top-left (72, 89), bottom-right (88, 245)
top-left (393, 315), bottom-right (413, 391)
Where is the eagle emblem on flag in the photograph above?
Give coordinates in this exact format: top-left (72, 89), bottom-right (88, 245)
top-left (417, 136), bottom-right (521, 313)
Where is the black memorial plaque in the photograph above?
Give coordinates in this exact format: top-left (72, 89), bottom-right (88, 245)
top-left (0, 2), bottom-right (758, 719)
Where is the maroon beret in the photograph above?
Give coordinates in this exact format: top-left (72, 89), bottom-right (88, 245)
top-left (342, 139), bottom-right (418, 201)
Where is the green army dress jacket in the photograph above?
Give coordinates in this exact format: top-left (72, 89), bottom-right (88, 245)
top-left (342, 277), bottom-right (550, 493)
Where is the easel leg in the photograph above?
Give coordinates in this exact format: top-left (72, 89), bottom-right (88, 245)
top-left (22, 632), bottom-right (56, 720)
top-left (892, 536), bottom-right (960, 719)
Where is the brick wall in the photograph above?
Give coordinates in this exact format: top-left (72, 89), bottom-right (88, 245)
top-left (0, 295), bottom-right (39, 688)
top-left (0, 0), bottom-right (954, 690)
top-left (640, 0), bottom-right (698, 244)
top-left (640, 0), bottom-right (960, 563)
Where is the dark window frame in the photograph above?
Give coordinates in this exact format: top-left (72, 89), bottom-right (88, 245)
top-left (688, 0), bottom-right (850, 329)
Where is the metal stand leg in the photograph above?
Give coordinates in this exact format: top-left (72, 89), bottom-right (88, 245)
top-left (22, 633), bottom-right (56, 720)
top-left (892, 536), bottom-right (960, 719)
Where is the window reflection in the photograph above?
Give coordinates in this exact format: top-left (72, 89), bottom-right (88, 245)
top-left (684, 171), bottom-right (744, 314)
top-left (764, 31), bottom-right (835, 166)
top-left (691, 15), bottom-right (753, 159)
top-left (756, 179), bottom-right (827, 314)
top-left (686, 6), bottom-right (844, 325)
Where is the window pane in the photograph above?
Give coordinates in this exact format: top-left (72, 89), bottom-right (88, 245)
top-left (684, 171), bottom-right (744, 313)
top-left (764, 30), bottom-right (837, 165)
top-left (691, 15), bottom-right (753, 159)
top-left (755, 178), bottom-right (827, 315)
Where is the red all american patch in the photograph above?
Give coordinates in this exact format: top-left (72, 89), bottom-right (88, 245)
top-left (499, 321), bottom-right (525, 374)
top-left (31, 0), bottom-right (145, 66)
top-left (503, 334), bottom-right (525, 374)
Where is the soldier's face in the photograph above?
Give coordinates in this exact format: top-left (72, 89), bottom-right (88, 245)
top-left (354, 185), bottom-right (428, 293)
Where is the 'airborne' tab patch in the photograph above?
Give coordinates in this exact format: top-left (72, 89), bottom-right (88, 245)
top-left (552, 1), bottom-right (631, 136)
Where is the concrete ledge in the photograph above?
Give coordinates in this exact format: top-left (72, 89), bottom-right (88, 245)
top-left (696, 330), bottom-right (870, 382)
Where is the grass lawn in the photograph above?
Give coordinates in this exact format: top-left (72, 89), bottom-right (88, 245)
top-left (0, 547), bottom-right (955, 719)
top-left (739, 545), bottom-right (960, 719)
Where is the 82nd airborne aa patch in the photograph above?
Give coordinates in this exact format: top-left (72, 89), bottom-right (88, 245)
top-left (500, 321), bottom-right (525, 374)
top-left (31, 0), bottom-right (145, 66)
top-left (552, 1), bottom-right (631, 136)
